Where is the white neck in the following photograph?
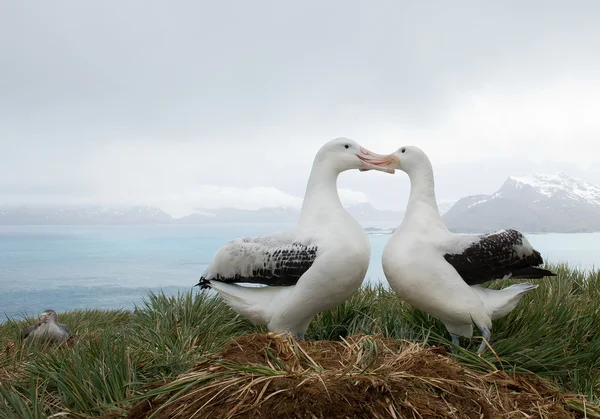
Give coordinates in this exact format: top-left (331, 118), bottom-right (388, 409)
top-left (299, 161), bottom-right (346, 226)
top-left (402, 160), bottom-right (446, 232)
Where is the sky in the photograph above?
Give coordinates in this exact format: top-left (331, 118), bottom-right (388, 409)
top-left (1, 1), bottom-right (599, 217)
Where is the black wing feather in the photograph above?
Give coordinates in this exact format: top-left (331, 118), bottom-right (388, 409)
top-left (197, 242), bottom-right (318, 289)
top-left (444, 229), bottom-right (556, 286)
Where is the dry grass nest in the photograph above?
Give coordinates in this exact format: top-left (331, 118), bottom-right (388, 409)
top-left (128, 333), bottom-right (599, 419)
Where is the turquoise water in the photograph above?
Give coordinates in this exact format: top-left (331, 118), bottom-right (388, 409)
top-left (0, 225), bottom-right (598, 320)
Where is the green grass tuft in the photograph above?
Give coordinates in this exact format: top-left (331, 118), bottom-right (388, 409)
top-left (130, 290), bottom-right (254, 381)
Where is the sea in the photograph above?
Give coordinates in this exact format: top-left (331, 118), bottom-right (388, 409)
top-left (1, 224), bottom-right (599, 321)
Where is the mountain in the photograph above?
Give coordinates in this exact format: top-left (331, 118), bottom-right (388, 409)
top-left (437, 200), bottom-right (456, 216)
top-left (443, 173), bottom-right (600, 233)
top-left (0, 206), bottom-right (173, 225)
top-left (174, 207), bottom-right (300, 224)
top-left (165, 203), bottom-right (402, 225)
top-left (345, 203), bottom-right (403, 224)
top-left (0, 203), bottom-right (403, 226)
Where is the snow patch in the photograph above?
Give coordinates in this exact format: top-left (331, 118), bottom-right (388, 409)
top-left (468, 198), bottom-right (489, 208)
top-left (467, 192), bottom-right (503, 209)
top-left (509, 173), bottom-right (600, 206)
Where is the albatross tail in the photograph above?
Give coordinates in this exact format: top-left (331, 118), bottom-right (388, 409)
top-left (471, 283), bottom-right (539, 321)
top-left (198, 279), bottom-right (291, 326)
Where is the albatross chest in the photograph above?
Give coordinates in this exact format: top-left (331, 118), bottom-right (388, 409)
top-left (311, 223), bottom-right (371, 286)
top-left (382, 235), bottom-right (444, 295)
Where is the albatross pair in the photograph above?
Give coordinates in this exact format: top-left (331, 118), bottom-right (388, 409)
top-left (198, 140), bottom-right (555, 352)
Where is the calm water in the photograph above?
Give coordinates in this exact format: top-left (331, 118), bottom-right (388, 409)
top-left (0, 224), bottom-right (598, 320)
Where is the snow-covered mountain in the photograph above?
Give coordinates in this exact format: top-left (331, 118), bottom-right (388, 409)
top-left (437, 200), bottom-right (457, 216)
top-left (510, 173), bottom-right (600, 206)
top-left (0, 203), bottom-right (403, 226)
top-left (444, 173), bottom-right (600, 233)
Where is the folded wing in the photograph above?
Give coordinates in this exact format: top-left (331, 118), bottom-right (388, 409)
top-left (198, 231), bottom-right (318, 288)
top-left (443, 229), bottom-right (556, 286)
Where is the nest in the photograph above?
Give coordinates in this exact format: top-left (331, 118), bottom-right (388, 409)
top-left (128, 333), bottom-right (596, 419)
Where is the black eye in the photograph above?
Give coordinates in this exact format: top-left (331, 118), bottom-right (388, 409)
top-left (344, 144), bottom-right (350, 149)
top-left (401, 148), bottom-right (406, 153)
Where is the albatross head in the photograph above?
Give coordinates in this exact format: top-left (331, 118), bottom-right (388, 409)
top-left (40, 309), bottom-right (58, 324)
top-left (378, 146), bottom-right (431, 174)
top-left (316, 138), bottom-right (396, 174)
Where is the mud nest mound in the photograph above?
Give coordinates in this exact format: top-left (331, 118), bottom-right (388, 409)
top-left (128, 333), bottom-right (596, 419)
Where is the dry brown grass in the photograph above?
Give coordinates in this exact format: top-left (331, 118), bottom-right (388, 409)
top-left (127, 333), bottom-right (598, 419)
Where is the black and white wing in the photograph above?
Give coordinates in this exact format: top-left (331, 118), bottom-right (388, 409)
top-left (197, 231), bottom-right (318, 288)
top-left (19, 324), bottom-right (37, 341)
top-left (60, 323), bottom-right (72, 338)
top-left (443, 229), bottom-right (556, 286)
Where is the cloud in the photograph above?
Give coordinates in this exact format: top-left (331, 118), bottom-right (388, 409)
top-left (426, 81), bottom-right (600, 166)
top-left (1, 1), bottom-right (600, 213)
top-left (157, 186), bottom-right (374, 218)
top-left (159, 186), bottom-right (303, 218)
top-left (338, 188), bottom-right (371, 207)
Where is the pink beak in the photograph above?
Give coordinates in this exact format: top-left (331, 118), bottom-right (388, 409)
top-left (356, 146), bottom-right (397, 174)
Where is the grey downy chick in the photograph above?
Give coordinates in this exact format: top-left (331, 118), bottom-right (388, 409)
top-left (20, 309), bottom-right (71, 344)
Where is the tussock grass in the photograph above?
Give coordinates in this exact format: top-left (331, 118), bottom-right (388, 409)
top-left (126, 333), bottom-right (597, 419)
top-left (130, 291), bottom-right (254, 382)
top-left (0, 264), bottom-right (598, 417)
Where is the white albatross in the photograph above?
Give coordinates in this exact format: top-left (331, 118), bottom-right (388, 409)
top-left (378, 146), bottom-right (556, 353)
top-left (197, 138), bottom-right (396, 338)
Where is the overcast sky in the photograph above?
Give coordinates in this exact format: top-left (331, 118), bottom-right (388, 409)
top-left (1, 1), bottom-right (599, 216)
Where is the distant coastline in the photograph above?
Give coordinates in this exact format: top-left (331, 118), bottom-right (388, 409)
top-left (0, 204), bottom-right (404, 227)
top-left (5, 171), bottom-right (600, 236)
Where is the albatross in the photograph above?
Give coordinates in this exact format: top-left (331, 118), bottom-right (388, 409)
top-left (20, 309), bottom-right (71, 344)
top-left (197, 138), bottom-right (395, 338)
top-left (378, 146), bottom-right (556, 353)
